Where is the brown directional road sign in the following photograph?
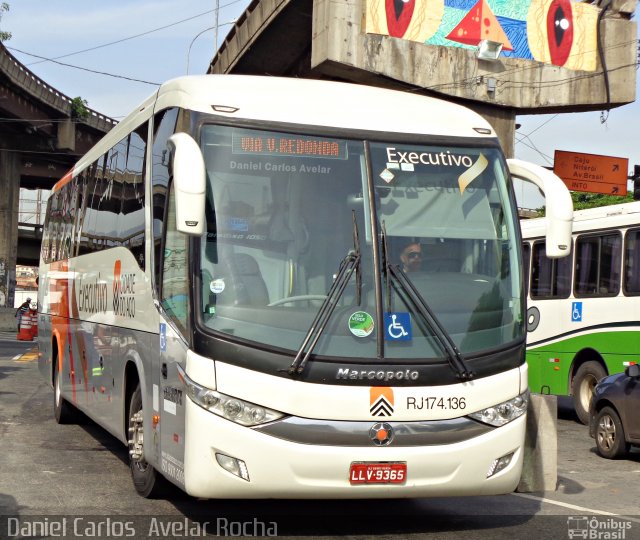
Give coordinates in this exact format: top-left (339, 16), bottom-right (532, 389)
top-left (553, 150), bottom-right (628, 196)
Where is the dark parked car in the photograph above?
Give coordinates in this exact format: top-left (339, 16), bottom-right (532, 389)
top-left (589, 364), bottom-right (640, 459)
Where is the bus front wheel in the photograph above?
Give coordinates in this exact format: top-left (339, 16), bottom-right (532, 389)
top-left (571, 361), bottom-right (606, 425)
top-left (128, 384), bottom-right (166, 498)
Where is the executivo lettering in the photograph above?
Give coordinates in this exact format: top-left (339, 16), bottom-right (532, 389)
top-left (77, 273), bottom-right (108, 314)
top-left (386, 147), bottom-right (474, 168)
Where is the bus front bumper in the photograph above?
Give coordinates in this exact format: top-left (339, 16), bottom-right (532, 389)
top-left (181, 400), bottom-right (526, 499)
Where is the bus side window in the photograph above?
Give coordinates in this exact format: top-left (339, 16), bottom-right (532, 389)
top-left (624, 229), bottom-right (640, 294)
top-left (575, 233), bottom-right (620, 297)
top-left (120, 123), bottom-right (147, 270)
top-left (522, 242), bottom-right (531, 294)
top-left (160, 184), bottom-right (189, 337)
top-left (531, 241), bottom-right (571, 299)
top-left (151, 108), bottom-right (179, 295)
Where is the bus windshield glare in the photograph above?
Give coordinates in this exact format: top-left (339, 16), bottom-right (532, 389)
top-left (197, 124), bottom-right (523, 359)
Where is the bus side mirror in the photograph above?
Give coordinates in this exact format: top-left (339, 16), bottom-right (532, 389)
top-left (167, 132), bottom-right (206, 236)
top-left (507, 159), bottom-right (573, 258)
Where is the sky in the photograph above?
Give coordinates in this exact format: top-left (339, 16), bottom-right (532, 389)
top-left (3, 1), bottom-right (639, 210)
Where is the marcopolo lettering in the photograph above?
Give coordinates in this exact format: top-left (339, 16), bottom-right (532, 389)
top-left (336, 368), bottom-right (419, 381)
top-left (386, 147), bottom-right (474, 168)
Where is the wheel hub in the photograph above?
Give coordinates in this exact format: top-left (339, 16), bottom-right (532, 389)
top-left (597, 415), bottom-right (616, 451)
top-left (128, 411), bottom-right (145, 462)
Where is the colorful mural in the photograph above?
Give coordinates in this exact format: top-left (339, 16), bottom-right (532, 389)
top-left (365, 0), bottom-right (599, 71)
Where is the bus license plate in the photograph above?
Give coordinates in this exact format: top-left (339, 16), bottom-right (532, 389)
top-left (349, 462), bottom-right (407, 484)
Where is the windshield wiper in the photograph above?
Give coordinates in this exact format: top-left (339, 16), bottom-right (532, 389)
top-left (288, 212), bottom-right (362, 377)
top-left (381, 225), bottom-right (474, 381)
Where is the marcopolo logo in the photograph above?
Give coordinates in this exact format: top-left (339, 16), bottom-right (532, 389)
top-left (335, 368), bottom-right (419, 382)
top-left (370, 387), bottom-right (394, 417)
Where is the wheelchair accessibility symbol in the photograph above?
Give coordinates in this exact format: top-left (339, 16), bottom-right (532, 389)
top-left (384, 312), bottom-right (412, 341)
top-left (159, 323), bottom-right (167, 351)
top-left (571, 302), bottom-right (583, 323)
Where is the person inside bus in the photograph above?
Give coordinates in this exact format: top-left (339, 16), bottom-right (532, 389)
top-left (399, 240), bottom-right (423, 273)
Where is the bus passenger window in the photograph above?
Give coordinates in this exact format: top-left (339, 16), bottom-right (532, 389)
top-left (575, 233), bottom-right (620, 297)
top-left (531, 241), bottom-right (571, 299)
top-left (624, 229), bottom-right (640, 294)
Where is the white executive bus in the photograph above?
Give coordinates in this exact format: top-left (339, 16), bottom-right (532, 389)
top-left (522, 201), bottom-right (640, 424)
top-left (38, 75), bottom-right (572, 498)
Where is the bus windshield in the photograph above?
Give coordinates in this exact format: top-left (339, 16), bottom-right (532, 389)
top-left (197, 124), bottom-right (523, 359)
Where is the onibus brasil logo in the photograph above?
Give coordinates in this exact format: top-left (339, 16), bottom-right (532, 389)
top-left (567, 516), bottom-right (631, 539)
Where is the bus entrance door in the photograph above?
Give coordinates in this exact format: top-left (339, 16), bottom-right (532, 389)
top-left (157, 322), bottom-right (188, 489)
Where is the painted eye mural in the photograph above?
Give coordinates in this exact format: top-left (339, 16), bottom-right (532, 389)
top-left (547, 0), bottom-right (573, 66)
top-left (386, 0), bottom-right (416, 38)
top-left (365, 0), bottom-right (444, 43)
top-left (365, 0), bottom-right (599, 72)
top-left (527, 0), bottom-right (598, 71)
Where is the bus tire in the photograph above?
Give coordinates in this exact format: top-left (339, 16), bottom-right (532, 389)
top-left (53, 357), bottom-right (77, 424)
top-left (572, 361), bottom-right (607, 425)
top-left (594, 406), bottom-right (629, 459)
top-left (128, 384), bottom-right (166, 498)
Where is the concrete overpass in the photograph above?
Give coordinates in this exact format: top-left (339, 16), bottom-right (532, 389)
top-left (208, 0), bottom-right (637, 157)
top-left (0, 43), bottom-right (114, 307)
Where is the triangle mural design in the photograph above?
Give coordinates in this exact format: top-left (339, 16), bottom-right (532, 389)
top-left (445, 0), bottom-right (513, 51)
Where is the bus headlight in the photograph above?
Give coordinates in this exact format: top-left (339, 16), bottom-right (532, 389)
top-left (468, 392), bottom-right (528, 427)
top-left (177, 365), bottom-right (285, 427)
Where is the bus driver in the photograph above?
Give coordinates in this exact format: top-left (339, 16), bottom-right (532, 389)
top-left (400, 241), bottom-right (423, 272)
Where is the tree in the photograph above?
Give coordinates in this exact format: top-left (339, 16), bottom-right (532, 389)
top-left (70, 97), bottom-right (89, 121)
top-left (569, 191), bottom-right (633, 210)
top-left (0, 3), bottom-right (11, 42)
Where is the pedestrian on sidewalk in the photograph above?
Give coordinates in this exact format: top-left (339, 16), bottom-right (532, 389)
top-left (15, 297), bottom-right (31, 329)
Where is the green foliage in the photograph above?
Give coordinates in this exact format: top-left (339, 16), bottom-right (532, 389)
top-left (536, 191), bottom-right (633, 216)
top-left (570, 191), bottom-right (633, 210)
top-left (0, 3), bottom-right (11, 42)
top-left (70, 96), bottom-right (89, 120)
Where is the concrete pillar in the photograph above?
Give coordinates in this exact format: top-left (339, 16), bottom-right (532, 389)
top-left (467, 103), bottom-right (517, 158)
top-left (517, 394), bottom-right (558, 493)
top-left (57, 119), bottom-right (76, 152)
top-left (0, 150), bottom-right (19, 308)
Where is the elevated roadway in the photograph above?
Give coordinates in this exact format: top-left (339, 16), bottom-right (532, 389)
top-left (0, 43), bottom-right (114, 305)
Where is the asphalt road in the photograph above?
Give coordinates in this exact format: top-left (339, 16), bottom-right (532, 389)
top-left (1, 342), bottom-right (639, 539)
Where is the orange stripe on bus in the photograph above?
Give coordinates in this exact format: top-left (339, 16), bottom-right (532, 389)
top-left (50, 260), bottom-right (76, 403)
top-left (52, 168), bottom-right (75, 192)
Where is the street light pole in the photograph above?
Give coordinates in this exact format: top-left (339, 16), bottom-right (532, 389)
top-left (186, 20), bottom-right (237, 74)
top-left (214, 0), bottom-right (220, 54)
top-left (187, 26), bottom-right (215, 75)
